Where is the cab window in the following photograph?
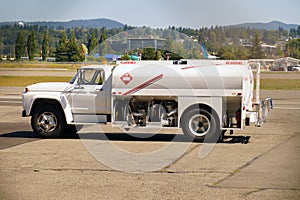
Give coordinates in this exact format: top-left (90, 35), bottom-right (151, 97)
top-left (78, 69), bottom-right (105, 85)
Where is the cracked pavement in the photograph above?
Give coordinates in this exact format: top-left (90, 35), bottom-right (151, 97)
top-left (0, 89), bottom-right (299, 199)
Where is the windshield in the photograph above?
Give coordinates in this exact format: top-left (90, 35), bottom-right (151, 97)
top-left (69, 71), bottom-right (78, 84)
top-left (69, 68), bottom-right (105, 85)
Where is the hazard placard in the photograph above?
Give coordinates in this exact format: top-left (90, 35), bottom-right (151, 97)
top-left (120, 72), bottom-right (133, 85)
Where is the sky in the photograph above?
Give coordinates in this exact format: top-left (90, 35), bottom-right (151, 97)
top-left (0, 0), bottom-right (299, 28)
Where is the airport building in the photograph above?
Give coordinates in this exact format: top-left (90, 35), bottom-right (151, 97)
top-left (127, 38), bottom-right (166, 51)
top-left (273, 57), bottom-right (300, 71)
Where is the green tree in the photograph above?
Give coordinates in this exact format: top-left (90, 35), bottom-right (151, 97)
top-left (187, 47), bottom-right (201, 59)
top-left (87, 31), bottom-right (97, 54)
top-left (15, 31), bottom-right (26, 60)
top-left (99, 29), bottom-right (107, 44)
top-left (275, 45), bottom-right (284, 57)
top-left (142, 48), bottom-right (156, 60)
top-left (286, 38), bottom-right (300, 59)
top-left (235, 47), bottom-right (249, 60)
top-left (120, 54), bottom-right (130, 60)
top-left (278, 26), bottom-right (288, 37)
top-left (289, 28), bottom-right (297, 38)
top-left (155, 50), bottom-right (162, 60)
top-left (56, 31), bottom-right (68, 62)
top-left (173, 42), bottom-right (186, 58)
top-left (42, 30), bottom-right (49, 61)
top-left (217, 47), bottom-right (237, 60)
top-left (68, 30), bottom-right (84, 62)
top-left (209, 31), bottom-right (217, 50)
top-left (27, 30), bottom-right (37, 61)
top-left (263, 30), bottom-right (277, 45)
top-left (163, 35), bottom-right (174, 52)
top-left (98, 29), bottom-right (107, 55)
top-left (249, 32), bottom-right (264, 59)
top-left (98, 29), bottom-right (113, 55)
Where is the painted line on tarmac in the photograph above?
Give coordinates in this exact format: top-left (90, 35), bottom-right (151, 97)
top-left (0, 100), bottom-right (21, 103)
top-left (274, 107), bottom-right (300, 110)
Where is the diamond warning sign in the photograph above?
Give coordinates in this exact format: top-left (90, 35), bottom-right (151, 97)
top-left (120, 72), bottom-right (133, 85)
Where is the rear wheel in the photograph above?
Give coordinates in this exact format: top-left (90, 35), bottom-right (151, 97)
top-left (181, 107), bottom-right (222, 142)
top-left (31, 104), bottom-right (66, 138)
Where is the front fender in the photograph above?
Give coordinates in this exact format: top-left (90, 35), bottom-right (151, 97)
top-left (59, 94), bottom-right (74, 124)
top-left (24, 92), bottom-right (74, 124)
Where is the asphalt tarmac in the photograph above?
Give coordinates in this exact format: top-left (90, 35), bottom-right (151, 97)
top-left (0, 87), bottom-right (299, 199)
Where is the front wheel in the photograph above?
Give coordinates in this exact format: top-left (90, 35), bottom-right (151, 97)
top-left (181, 107), bottom-right (222, 142)
top-left (31, 104), bottom-right (66, 138)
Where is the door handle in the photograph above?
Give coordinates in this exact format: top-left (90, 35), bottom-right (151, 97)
top-left (95, 88), bottom-right (103, 92)
top-left (74, 85), bottom-right (84, 89)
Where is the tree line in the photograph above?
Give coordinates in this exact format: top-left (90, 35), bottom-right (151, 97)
top-left (11, 26), bottom-right (124, 61)
top-left (1, 23), bottom-right (300, 61)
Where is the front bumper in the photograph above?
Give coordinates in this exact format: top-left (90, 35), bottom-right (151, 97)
top-left (255, 97), bottom-right (273, 127)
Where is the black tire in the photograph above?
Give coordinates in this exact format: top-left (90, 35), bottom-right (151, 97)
top-left (181, 107), bottom-right (222, 142)
top-left (31, 104), bottom-right (66, 138)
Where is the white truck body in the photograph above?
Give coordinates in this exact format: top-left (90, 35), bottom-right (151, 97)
top-left (22, 60), bottom-right (272, 140)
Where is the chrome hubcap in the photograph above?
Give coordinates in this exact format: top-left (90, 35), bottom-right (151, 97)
top-left (189, 114), bottom-right (210, 136)
top-left (37, 112), bottom-right (57, 132)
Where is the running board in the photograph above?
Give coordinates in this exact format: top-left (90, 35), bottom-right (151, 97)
top-left (72, 114), bottom-right (108, 124)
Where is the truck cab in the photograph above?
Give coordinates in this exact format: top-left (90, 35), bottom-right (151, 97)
top-left (22, 65), bottom-right (112, 138)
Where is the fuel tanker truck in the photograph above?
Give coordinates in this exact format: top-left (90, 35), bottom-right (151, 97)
top-left (22, 60), bottom-right (272, 141)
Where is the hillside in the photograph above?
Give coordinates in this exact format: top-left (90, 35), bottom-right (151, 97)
top-left (232, 21), bottom-right (298, 30)
top-left (0, 19), bottom-right (298, 31)
top-left (0, 18), bottom-right (124, 29)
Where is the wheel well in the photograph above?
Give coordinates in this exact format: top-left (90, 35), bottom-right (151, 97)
top-left (30, 99), bottom-right (64, 116)
top-left (180, 104), bottom-right (220, 127)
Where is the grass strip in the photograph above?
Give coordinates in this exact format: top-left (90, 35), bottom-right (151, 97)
top-left (0, 76), bottom-right (72, 87)
top-left (0, 62), bottom-right (82, 69)
top-left (255, 79), bottom-right (300, 90)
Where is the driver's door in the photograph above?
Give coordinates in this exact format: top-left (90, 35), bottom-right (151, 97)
top-left (68, 68), bottom-right (108, 122)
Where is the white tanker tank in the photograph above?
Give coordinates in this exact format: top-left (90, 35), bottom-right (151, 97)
top-left (113, 61), bottom-right (253, 98)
